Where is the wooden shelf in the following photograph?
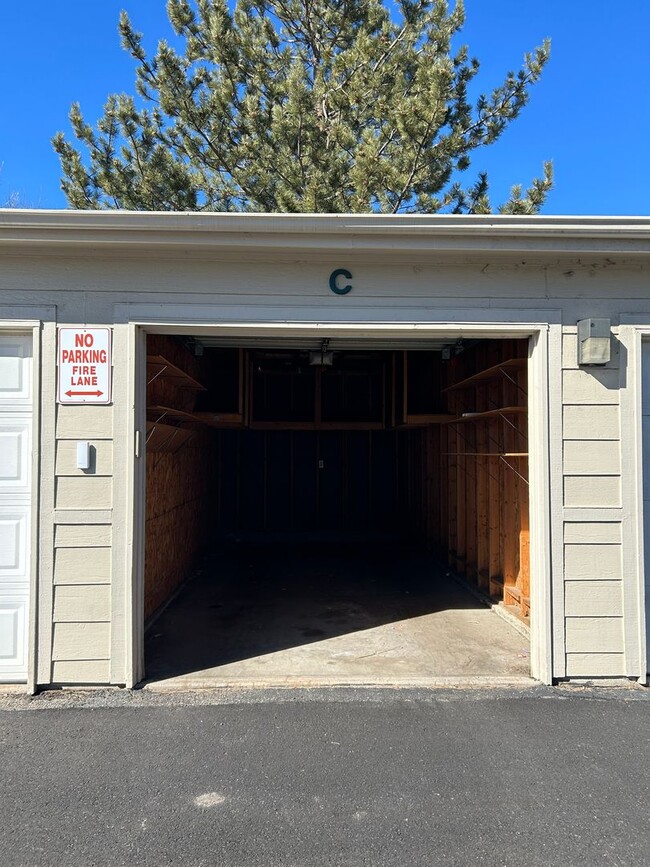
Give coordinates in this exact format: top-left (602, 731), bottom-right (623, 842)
top-left (145, 421), bottom-right (194, 454)
top-left (249, 421), bottom-right (385, 431)
top-left (148, 405), bottom-right (205, 424)
top-left (147, 355), bottom-right (206, 391)
top-left (401, 413), bottom-right (457, 426)
top-left (444, 452), bottom-right (528, 457)
top-left (445, 406), bottom-right (527, 423)
top-left (192, 411), bottom-right (244, 428)
top-left (443, 358), bottom-right (526, 392)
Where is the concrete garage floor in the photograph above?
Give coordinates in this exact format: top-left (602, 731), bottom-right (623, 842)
top-left (143, 544), bottom-right (531, 689)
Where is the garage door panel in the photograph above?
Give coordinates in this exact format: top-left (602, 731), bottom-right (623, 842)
top-left (0, 598), bottom-right (27, 676)
top-left (0, 507), bottom-right (29, 583)
top-left (0, 334), bottom-right (32, 683)
top-left (0, 335), bottom-right (31, 405)
top-left (0, 418), bottom-right (31, 493)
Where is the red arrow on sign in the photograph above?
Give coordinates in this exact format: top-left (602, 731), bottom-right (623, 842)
top-left (65, 390), bottom-right (104, 397)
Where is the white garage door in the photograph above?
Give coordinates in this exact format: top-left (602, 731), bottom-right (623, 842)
top-left (643, 340), bottom-right (650, 675)
top-left (0, 334), bottom-right (32, 682)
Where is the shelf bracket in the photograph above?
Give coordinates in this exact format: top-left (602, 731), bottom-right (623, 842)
top-left (147, 364), bottom-right (168, 387)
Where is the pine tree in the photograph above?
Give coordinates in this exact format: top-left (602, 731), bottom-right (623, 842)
top-left (53, 0), bottom-right (552, 214)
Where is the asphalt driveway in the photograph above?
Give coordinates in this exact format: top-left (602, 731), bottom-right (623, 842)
top-left (1, 685), bottom-right (648, 866)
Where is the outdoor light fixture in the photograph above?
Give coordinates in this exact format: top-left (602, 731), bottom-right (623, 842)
top-left (577, 318), bottom-right (611, 365)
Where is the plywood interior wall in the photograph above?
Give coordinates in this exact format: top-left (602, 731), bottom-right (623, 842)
top-left (439, 339), bottom-right (530, 618)
top-left (144, 335), bottom-right (215, 621)
top-left (145, 430), bottom-right (214, 620)
top-left (212, 429), bottom-right (401, 540)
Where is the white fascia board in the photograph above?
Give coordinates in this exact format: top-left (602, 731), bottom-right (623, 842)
top-left (0, 210), bottom-right (650, 258)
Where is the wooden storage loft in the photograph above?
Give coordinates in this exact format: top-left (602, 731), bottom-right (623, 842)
top-left (145, 338), bottom-right (456, 437)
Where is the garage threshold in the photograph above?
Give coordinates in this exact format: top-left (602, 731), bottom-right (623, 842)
top-left (143, 544), bottom-right (533, 691)
top-left (142, 675), bottom-right (536, 692)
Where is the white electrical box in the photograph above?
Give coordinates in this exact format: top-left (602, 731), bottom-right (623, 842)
top-left (577, 318), bottom-right (611, 365)
top-left (76, 441), bottom-right (91, 470)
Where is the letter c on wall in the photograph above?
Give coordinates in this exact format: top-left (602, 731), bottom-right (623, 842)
top-left (329, 269), bottom-right (353, 295)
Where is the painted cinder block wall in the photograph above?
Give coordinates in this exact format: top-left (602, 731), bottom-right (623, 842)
top-left (0, 212), bottom-right (648, 687)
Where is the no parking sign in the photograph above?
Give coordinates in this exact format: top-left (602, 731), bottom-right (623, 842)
top-left (57, 328), bottom-right (112, 404)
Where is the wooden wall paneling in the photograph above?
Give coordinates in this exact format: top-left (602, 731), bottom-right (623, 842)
top-left (422, 429), bottom-right (429, 542)
top-left (498, 345), bottom-right (530, 611)
top-left (245, 351), bottom-right (253, 426)
top-left (407, 430), bottom-right (414, 530)
top-left (347, 431), bottom-right (370, 532)
top-left (145, 336), bottom-right (214, 621)
top-left (501, 378), bottom-right (518, 602)
top-left (455, 415), bottom-right (467, 576)
top-left (217, 430), bottom-right (238, 537)
top-left (395, 431), bottom-right (403, 533)
top-left (215, 430), bottom-right (222, 531)
top-left (423, 428), bottom-right (430, 545)
top-left (146, 422), bottom-right (194, 454)
top-left (428, 426), bottom-right (436, 548)
top-left (485, 338), bottom-right (500, 372)
top-left (438, 422), bottom-right (448, 556)
top-left (318, 432), bottom-right (342, 532)
top-left (465, 419), bottom-right (478, 582)
top-left (447, 397), bottom-right (458, 570)
top-left (148, 334), bottom-right (204, 383)
top-left (487, 381), bottom-right (503, 599)
top-left (292, 432), bottom-right (318, 531)
top-left (402, 352), bottom-right (408, 424)
top-left (266, 431), bottom-right (292, 532)
top-left (390, 431), bottom-right (401, 534)
top-left (377, 431), bottom-right (399, 535)
top-left (405, 431), bottom-right (414, 536)
top-left (144, 429), bottom-right (213, 621)
top-left (411, 431), bottom-right (418, 537)
top-left (263, 432), bottom-right (269, 531)
top-left (475, 384), bottom-right (490, 591)
top-left (238, 348), bottom-right (245, 418)
top-left (516, 364), bottom-right (531, 616)
top-left (518, 467), bottom-right (531, 615)
top-left (427, 426), bottom-right (439, 547)
top-left (236, 429), bottom-right (243, 535)
top-left (418, 431), bottom-right (424, 537)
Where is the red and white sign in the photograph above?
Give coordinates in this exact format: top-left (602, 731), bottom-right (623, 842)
top-left (57, 328), bottom-right (112, 404)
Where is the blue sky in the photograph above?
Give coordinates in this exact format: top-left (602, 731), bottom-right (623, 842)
top-left (1, 1), bottom-right (648, 213)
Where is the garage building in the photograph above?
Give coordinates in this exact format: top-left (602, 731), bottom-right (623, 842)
top-left (0, 211), bottom-right (648, 689)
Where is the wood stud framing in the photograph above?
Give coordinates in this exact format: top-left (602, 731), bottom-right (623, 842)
top-left (439, 339), bottom-right (530, 620)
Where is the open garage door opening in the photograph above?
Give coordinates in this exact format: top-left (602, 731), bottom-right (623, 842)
top-left (142, 332), bottom-right (532, 687)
